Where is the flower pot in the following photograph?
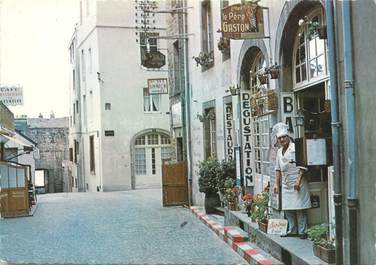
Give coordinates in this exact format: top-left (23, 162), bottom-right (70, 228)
top-left (258, 221), bottom-right (268, 233)
top-left (313, 244), bottom-right (336, 263)
top-left (204, 192), bottom-right (220, 214)
top-left (318, 25), bottom-right (327, 39)
top-left (269, 69), bottom-right (280, 79)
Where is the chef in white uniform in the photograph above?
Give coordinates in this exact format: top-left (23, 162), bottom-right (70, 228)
top-left (272, 123), bottom-right (311, 239)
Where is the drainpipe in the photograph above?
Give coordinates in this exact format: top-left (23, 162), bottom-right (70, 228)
top-left (325, 1), bottom-right (343, 264)
top-left (342, 1), bottom-right (358, 264)
top-left (183, 0), bottom-right (192, 207)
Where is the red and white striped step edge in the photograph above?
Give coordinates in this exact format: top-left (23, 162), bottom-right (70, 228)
top-left (190, 206), bottom-right (281, 265)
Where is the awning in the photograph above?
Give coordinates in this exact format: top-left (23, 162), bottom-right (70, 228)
top-left (1, 133), bottom-right (33, 149)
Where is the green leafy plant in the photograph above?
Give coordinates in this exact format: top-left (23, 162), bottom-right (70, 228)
top-left (251, 191), bottom-right (269, 223)
top-left (306, 224), bottom-right (335, 250)
top-left (217, 160), bottom-right (236, 193)
top-left (198, 158), bottom-right (220, 194)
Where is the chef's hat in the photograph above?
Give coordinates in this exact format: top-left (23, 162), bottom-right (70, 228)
top-left (272, 122), bottom-right (289, 138)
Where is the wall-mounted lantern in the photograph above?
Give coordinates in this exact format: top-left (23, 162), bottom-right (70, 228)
top-left (294, 109), bottom-right (305, 127)
top-left (225, 84), bottom-right (240, 96)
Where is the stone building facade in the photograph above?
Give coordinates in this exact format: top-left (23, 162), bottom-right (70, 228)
top-left (15, 116), bottom-right (69, 193)
top-left (165, 0), bottom-right (376, 264)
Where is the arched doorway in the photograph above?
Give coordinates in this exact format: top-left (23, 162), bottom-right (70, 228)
top-left (131, 130), bottom-right (172, 189)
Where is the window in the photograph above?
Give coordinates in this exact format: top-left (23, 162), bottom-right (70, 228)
top-left (161, 147), bottom-right (172, 160)
top-left (161, 134), bottom-right (171, 145)
top-left (76, 100), bottom-right (79, 113)
top-left (253, 116), bottom-right (270, 175)
top-left (104, 130), bottom-right (115, 136)
top-left (140, 32), bottom-right (159, 65)
top-left (89, 135), bottom-right (95, 173)
top-left (293, 10), bottom-right (327, 87)
top-left (143, 87), bottom-right (160, 112)
top-left (73, 103), bottom-right (76, 124)
top-left (204, 108), bottom-right (217, 159)
top-left (105, 103), bottom-right (111, 110)
top-left (135, 148), bottom-right (146, 175)
top-left (81, 49), bottom-right (86, 82)
top-left (249, 52), bottom-right (267, 94)
top-left (135, 135), bottom-right (146, 145)
top-left (201, 0), bottom-right (214, 67)
top-left (151, 148), bottom-right (156, 174)
top-left (74, 140), bottom-right (79, 163)
top-left (148, 134), bottom-right (159, 145)
top-left (69, 148), bottom-right (73, 162)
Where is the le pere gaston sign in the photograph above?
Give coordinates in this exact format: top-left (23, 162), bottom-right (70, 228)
top-left (221, 3), bottom-right (265, 39)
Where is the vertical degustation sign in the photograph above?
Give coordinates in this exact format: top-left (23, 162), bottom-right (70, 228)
top-left (241, 91), bottom-right (254, 187)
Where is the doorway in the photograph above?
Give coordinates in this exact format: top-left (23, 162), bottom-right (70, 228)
top-left (133, 132), bottom-right (172, 189)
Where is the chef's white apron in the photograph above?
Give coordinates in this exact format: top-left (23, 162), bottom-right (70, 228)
top-left (275, 142), bottom-right (311, 210)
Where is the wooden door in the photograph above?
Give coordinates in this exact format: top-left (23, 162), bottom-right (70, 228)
top-left (162, 161), bottom-right (188, 206)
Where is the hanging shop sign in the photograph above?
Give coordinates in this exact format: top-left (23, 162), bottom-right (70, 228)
top-left (142, 50), bottom-right (166, 69)
top-left (224, 103), bottom-right (234, 161)
top-left (148, 78), bottom-right (168, 94)
top-left (0, 85), bottom-right (23, 106)
top-left (241, 91), bottom-right (254, 187)
top-left (281, 92), bottom-right (295, 135)
top-left (221, 3), bottom-right (265, 39)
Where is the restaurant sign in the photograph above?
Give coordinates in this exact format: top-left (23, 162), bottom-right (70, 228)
top-left (222, 3), bottom-right (265, 39)
top-left (0, 85), bottom-right (23, 106)
top-left (142, 51), bottom-right (166, 69)
top-left (148, 78), bottom-right (168, 94)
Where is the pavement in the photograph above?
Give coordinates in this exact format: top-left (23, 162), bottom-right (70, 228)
top-left (0, 189), bottom-right (246, 264)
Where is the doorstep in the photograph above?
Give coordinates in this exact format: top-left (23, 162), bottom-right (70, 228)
top-left (225, 209), bottom-right (333, 265)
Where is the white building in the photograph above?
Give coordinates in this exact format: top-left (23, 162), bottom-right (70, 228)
top-left (68, 0), bottom-right (171, 192)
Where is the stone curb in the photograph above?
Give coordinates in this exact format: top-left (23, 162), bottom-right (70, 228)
top-left (190, 207), bottom-right (281, 265)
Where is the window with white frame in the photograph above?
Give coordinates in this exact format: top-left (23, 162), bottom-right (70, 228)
top-left (249, 52), bottom-right (267, 94)
top-left (143, 87), bottom-right (160, 112)
top-left (135, 148), bottom-right (146, 175)
top-left (253, 116), bottom-right (270, 175)
top-left (293, 10), bottom-right (327, 87)
top-left (204, 108), bottom-right (216, 159)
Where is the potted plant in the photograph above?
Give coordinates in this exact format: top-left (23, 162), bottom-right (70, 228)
top-left (306, 224), bottom-right (336, 263)
top-left (242, 192), bottom-right (253, 217)
top-left (224, 184), bottom-right (241, 211)
top-left (216, 160), bottom-right (236, 195)
top-left (198, 158), bottom-right (221, 213)
top-left (266, 63), bottom-right (280, 79)
top-left (217, 36), bottom-right (230, 53)
top-left (251, 191), bottom-right (269, 232)
top-left (192, 51), bottom-right (214, 67)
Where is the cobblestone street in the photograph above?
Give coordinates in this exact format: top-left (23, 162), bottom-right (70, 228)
top-left (0, 189), bottom-right (245, 264)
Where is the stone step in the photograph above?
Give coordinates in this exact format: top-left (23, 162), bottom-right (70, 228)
top-left (191, 206), bottom-right (282, 265)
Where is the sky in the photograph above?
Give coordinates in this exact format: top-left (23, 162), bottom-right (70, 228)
top-left (0, 0), bottom-right (79, 118)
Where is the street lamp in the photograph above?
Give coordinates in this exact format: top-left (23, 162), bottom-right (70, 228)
top-left (295, 109), bottom-right (305, 127)
top-left (225, 84), bottom-right (240, 96)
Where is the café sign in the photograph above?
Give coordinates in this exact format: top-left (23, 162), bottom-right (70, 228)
top-left (142, 50), bottom-right (166, 69)
top-left (0, 85), bottom-right (23, 106)
top-left (148, 78), bottom-right (168, 94)
top-left (222, 3), bottom-right (265, 39)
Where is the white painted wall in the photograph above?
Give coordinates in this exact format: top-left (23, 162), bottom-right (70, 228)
top-left (70, 0), bottom-right (170, 191)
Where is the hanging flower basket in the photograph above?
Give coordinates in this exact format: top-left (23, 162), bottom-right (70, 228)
top-left (258, 74), bottom-right (268, 84)
top-left (269, 69), bottom-right (280, 79)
